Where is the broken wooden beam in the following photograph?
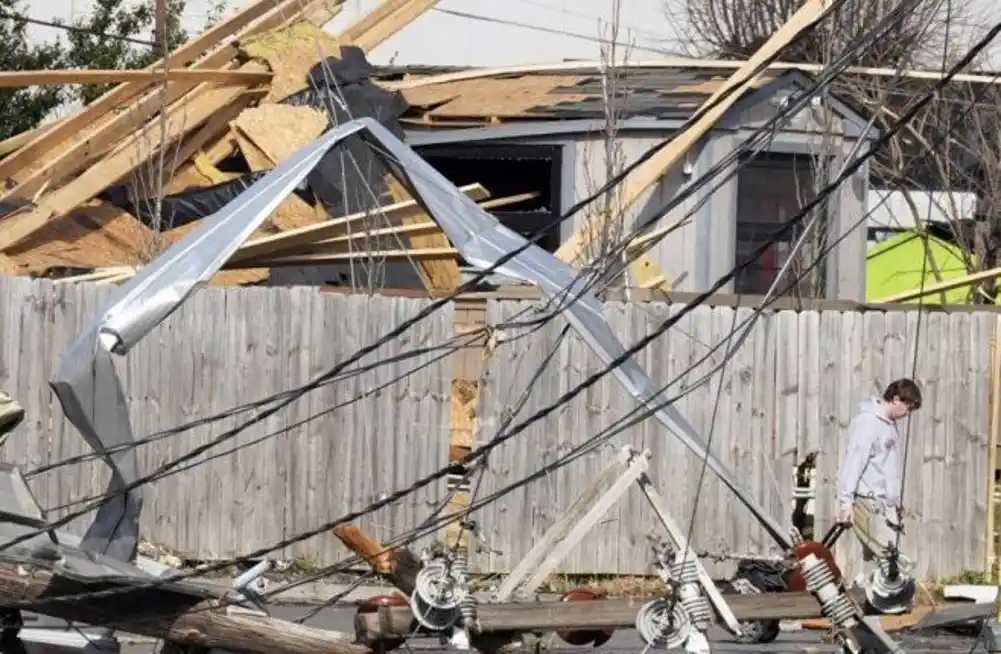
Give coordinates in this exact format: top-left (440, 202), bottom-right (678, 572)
top-left (384, 175), bottom-right (460, 291)
top-left (355, 592), bottom-right (826, 639)
top-left (0, 560), bottom-right (368, 654)
top-left (0, 66), bottom-right (270, 251)
top-left (228, 184), bottom-right (489, 263)
top-left (230, 247), bottom-right (459, 268)
top-left (0, 0), bottom-right (301, 186)
top-left (333, 524), bottom-right (422, 596)
top-left (0, 69), bottom-right (273, 87)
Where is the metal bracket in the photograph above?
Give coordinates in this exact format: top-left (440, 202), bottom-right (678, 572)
top-left (492, 445), bottom-right (741, 637)
top-left (226, 559), bottom-right (272, 615)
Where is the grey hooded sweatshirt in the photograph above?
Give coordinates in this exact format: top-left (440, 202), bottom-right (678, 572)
top-left (836, 397), bottom-right (903, 510)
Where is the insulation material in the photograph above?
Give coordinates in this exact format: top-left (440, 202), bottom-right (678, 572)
top-left (241, 23), bottom-right (344, 102)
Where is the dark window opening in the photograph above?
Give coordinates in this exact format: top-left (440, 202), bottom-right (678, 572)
top-left (735, 152), bottom-right (828, 297)
top-left (417, 143), bottom-right (562, 254)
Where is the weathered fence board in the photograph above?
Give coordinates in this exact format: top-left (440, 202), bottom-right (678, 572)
top-left (1, 275), bottom-right (993, 582)
top-left (0, 277), bottom-right (452, 565)
top-left (473, 300), bottom-right (993, 582)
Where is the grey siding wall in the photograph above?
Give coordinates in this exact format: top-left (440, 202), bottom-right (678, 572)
top-left (561, 124), bottom-right (870, 301)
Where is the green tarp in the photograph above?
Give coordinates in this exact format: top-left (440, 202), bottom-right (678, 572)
top-left (866, 232), bottom-right (970, 303)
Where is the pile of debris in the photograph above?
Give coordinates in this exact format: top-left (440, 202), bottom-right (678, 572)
top-left (0, 0), bottom-right (493, 289)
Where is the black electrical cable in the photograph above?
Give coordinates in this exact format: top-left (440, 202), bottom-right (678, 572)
top-left (27, 0), bottom-right (851, 476)
top-left (25, 327), bottom-right (488, 477)
top-left (5, 0), bottom-right (980, 608)
top-left (3, 30), bottom-right (961, 600)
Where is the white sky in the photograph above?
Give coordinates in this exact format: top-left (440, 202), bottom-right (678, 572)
top-left (24, 0), bottom-right (1001, 68)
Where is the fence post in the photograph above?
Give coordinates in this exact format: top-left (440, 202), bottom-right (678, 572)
top-left (987, 316), bottom-right (1001, 582)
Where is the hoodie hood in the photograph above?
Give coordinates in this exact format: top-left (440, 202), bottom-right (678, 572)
top-left (858, 397), bottom-right (892, 424)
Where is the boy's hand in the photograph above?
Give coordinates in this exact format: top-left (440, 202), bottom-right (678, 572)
top-left (838, 506), bottom-right (854, 524)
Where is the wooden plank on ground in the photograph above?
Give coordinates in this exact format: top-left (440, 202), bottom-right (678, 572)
top-left (0, 558), bottom-right (365, 654)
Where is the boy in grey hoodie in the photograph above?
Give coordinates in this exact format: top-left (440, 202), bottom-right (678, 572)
top-left (836, 378), bottom-right (922, 586)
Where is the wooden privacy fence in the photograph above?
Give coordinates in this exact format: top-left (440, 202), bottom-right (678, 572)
top-left (0, 276), bottom-right (997, 582)
top-left (0, 277), bottom-right (453, 564)
top-left (472, 300), bottom-right (997, 582)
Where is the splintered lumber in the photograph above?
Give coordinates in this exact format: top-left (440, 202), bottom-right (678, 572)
top-left (227, 183), bottom-right (490, 263)
top-left (0, 0), bottom-right (325, 202)
top-left (333, 525), bottom-right (421, 595)
top-left (0, 67), bottom-right (269, 251)
top-left (352, 0), bottom-right (442, 52)
top-left (384, 175), bottom-right (459, 290)
top-left (0, 69), bottom-right (272, 87)
top-left (231, 247), bottom-right (458, 267)
top-left (0, 0), bottom-right (296, 186)
top-left (0, 117), bottom-right (69, 157)
top-left (229, 191), bottom-right (538, 267)
top-left (338, 0), bottom-right (442, 52)
top-left (0, 561), bottom-right (367, 654)
top-left (165, 89), bottom-right (266, 190)
top-left (355, 592), bottom-right (826, 639)
top-left (393, 58), bottom-right (1001, 92)
top-left (339, 0), bottom-right (412, 44)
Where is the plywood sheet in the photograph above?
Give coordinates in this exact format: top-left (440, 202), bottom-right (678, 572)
top-left (6, 202), bottom-right (149, 271)
top-left (233, 104), bottom-right (328, 162)
top-left (231, 106), bottom-right (328, 232)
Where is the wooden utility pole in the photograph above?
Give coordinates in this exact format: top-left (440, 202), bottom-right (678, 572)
top-left (355, 592), bottom-right (828, 641)
top-left (0, 559), bottom-right (368, 654)
top-left (332, 524), bottom-right (422, 595)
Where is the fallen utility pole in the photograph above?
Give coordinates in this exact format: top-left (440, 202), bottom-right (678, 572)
top-left (0, 558), bottom-right (368, 654)
top-left (333, 524), bottom-right (422, 595)
top-left (355, 591), bottom-right (826, 640)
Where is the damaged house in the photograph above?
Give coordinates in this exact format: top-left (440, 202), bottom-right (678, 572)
top-left (0, 0), bottom-right (876, 301)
